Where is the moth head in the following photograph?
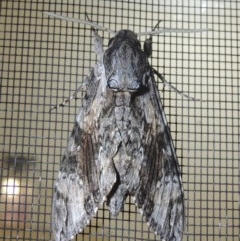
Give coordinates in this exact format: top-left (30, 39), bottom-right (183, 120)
top-left (103, 30), bottom-right (149, 93)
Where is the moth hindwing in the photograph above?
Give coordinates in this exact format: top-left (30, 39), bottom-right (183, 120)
top-left (52, 29), bottom-right (184, 241)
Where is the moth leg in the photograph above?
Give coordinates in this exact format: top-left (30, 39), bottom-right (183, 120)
top-left (49, 82), bottom-right (85, 111)
top-left (92, 29), bottom-right (104, 58)
top-left (144, 21), bottom-right (162, 57)
top-left (143, 35), bottom-right (153, 57)
top-left (85, 14), bottom-right (104, 58)
top-left (153, 69), bottom-right (203, 101)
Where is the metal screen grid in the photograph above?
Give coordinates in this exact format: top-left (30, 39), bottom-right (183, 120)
top-left (0, 0), bottom-right (239, 241)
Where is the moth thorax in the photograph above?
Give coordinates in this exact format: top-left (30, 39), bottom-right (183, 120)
top-left (115, 92), bottom-right (131, 106)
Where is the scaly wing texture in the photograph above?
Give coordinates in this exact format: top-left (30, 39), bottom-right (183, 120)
top-left (134, 74), bottom-right (185, 241)
top-left (52, 64), bottom-right (116, 241)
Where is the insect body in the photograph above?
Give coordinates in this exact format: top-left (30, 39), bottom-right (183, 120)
top-left (52, 29), bottom-right (184, 241)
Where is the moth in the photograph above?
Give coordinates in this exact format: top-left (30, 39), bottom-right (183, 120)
top-left (44, 12), bottom-right (205, 241)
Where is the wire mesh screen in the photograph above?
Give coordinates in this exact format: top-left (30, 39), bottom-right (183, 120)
top-left (0, 0), bottom-right (239, 240)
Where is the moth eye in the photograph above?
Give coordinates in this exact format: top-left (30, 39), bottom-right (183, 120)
top-left (107, 78), bottom-right (119, 90)
top-left (127, 79), bottom-right (140, 91)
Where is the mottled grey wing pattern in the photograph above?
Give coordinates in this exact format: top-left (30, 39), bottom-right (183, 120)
top-left (133, 74), bottom-right (185, 241)
top-left (51, 65), bottom-right (115, 241)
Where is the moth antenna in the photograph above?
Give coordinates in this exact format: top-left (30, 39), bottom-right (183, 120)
top-left (43, 12), bottom-right (115, 34)
top-left (138, 27), bottom-right (209, 36)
